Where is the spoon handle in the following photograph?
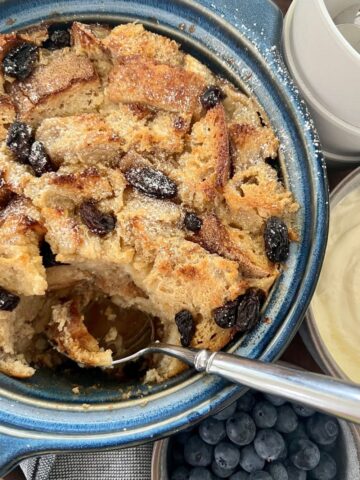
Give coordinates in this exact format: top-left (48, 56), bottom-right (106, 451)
top-left (201, 351), bottom-right (360, 424)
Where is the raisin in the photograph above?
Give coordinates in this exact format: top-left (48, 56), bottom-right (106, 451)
top-left (6, 121), bottom-right (34, 163)
top-left (184, 212), bottom-right (202, 232)
top-left (79, 200), bottom-right (116, 236)
top-left (200, 85), bottom-right (226, 109)
top-left (175, 310), bottom-right (195, 347)
top-left (0, 287), bottom-right (20, 311)
top-left (2, 42), bottom-right (38, 80)
top-left (40, 241), bottom-right (62, 268)
top-left (235, 288), bottom-right (266, 332)
top-left (28, 141), bottom-right (56, 177)
top-left (264, 216), bottom-right (289, 263)
top-left (125, 167), bottom-right (177, 199)
top-left (44, 29), bottom-right (71, 50)
top-left (213, 299), bottom-right (239, 329)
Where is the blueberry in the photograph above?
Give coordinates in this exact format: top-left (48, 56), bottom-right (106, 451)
top-left (226, 413), bottom-right (256, 446)
top-left (189, 467), bottom-right (214, 480)
top-left (200, 418), bottom-right (226, 445)
top-left (285, 424), bottom-right (308, 444)
top-left (177, 430), bottom-right (193, 445)
top-left (229, 472), bottom-right (249, 480)
top-left (214, 441), bottom-right (241, 470)
top-left (211, 460), bottom-right (235, 478)
top-left (289, 438), bottom-right (320, 471)
top-left (306, 415), bottom-right (339, 446)
top-left (184, 435), bottom-right (213, 467)
top-left (239, 445), bottom-right (265, 473)
top-left (252, 401), bottom-right (277, 428)
top-left (171, 465), bottom-right (191, 480)
top-left (172, 442), bottom-right (185, 464)
top-left (285, 463), bottom-right (307, 480)
top-left (309, 451), bottom-right (337, 480)
top-left (237, 391), bottom-right (256, 412)
top-left (278, 443), bottom-right (288, 462)
top-left (263, 394), bottom-right (286, 407)
top-left (275, 405), bottom-right (298, 434)
top-left (213, 403), bottom-right (237, 421)
top-left (291, 404), bottom-right (315, 418)
top-left (320, 440), bottom-right (337, 453)
top-left (266, 462), bottom-right (288, 480)
top-left (248, 473), bottom-right (273, 480)
top-left (254, 429), bottom-right (285, 462)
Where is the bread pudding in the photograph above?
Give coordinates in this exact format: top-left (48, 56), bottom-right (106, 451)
top-left (0, 22), bottom-right (298, 382)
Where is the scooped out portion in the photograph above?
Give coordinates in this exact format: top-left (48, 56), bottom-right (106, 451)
top-left (0, 22), bottom-right (298, 382)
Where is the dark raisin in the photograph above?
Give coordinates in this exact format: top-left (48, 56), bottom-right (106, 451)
top-left (28, 141), bottom-right (56, 177)
top-left (0, 287), bottom-right (20, 311)
top-left (79, 200), bottom-right (116, 237)
top-left (44, 29), bottom-right (71, 50)
top-left (2, 42), bottom-right (38, 80)
top-left (200, 85), bottom-right (226, 109)
top-left (235, 288), bottom-right (266, 332)
top-left (125, 167), bottom-right (177, 199)
top-left (175, 310), bottom-right (195, 347)
top-left (40, 241), bottom-right (62, 268)
top-left (184, 212), bottom-right (202, 232)
top-left (264, 217), bottom-right (289, 263)
top-left (6, 121), bottom-right (34, 163)
top-left (213, 299), bottom-right (239, 329)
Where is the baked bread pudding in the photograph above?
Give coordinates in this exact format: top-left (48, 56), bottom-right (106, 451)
top-left (0, 22), bottom-right (298, 382)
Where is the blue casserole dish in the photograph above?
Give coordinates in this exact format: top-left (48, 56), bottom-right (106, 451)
top-left (0, 0), bottom-right (328, 475)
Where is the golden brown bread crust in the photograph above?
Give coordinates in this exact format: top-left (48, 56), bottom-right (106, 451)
top-left (106, 56), bottom-right (205, 114)
top-left (0, 22), bottom-right (299, 381)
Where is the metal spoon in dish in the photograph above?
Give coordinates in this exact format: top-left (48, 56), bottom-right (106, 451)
top-left (101, 316), bottom-right (360, 425)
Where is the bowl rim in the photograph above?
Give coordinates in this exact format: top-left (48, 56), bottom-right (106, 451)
top-left (0, 0), bottom-right (329, 465)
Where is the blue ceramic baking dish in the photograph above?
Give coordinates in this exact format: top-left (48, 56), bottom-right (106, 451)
top-left (0, 0), bottom-right (328, 475)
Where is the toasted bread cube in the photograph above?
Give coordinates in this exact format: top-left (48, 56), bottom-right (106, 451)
top-left (9, 50), bottom-right (103, 126)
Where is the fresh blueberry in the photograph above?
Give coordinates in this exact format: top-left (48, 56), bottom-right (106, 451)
top-left (275, 405), bottom-right (298, 434)
top-left (266, 461), bottom-right (288, 480)
top-left (177, 430), bottom-right (193, 445)
top-left (248, 473), bottom-right (273, 480)
top-left (213, 403), bottom-right (237, 421)
top-left (214, 441), bottom-right (241, 470)
top-left (189, 467), bottom-right (214, 480)
top-left (278, 443), bottom-right (288, 462)
top-left (239, 445), bottom-right (265, 473)
top-left (320, 440), bottom-right (337, 453)
top-left (309, 451), bottom-right (337, 480)
top-left (211, 460), bottom-right (235, 478)
top-left (292, 404), bottom-right (315, 418)
top-left (237, 391), bottom-right (256, 412)
top-left (263, 394), bottom-right (286, 407)
top-left (230, 472), bottom-right (249, 480)
top-left (184, 435), bottom-right (213, 467)
top-left (171, 465), bottom-right (191, 480)
top-left (289, 438), bottom-right (320, 471)
top-left (306, 415), bottom-right (339, 446)
top-left (226, 413), bottom-right (256, 446)
top-left (252, 401), bottom-right (277, 428)
top-left (200, 418), bottom-right (226, 445)
top-left (254, 429), bottom-right (285, 462)
top-left (285, 424), bottom-right (308, 444)
top-left (172, 441), bottom-right (185, 464)
top-left (285, 463), bottom-right (307, 480)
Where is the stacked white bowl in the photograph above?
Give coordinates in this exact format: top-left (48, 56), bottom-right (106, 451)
top-left (282, 0), bottom-right (360, 164)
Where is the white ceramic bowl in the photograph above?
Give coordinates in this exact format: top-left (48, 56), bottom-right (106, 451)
top-left (283, 0), bottom-right (360, 163)
top-left (284, 0), bottom-right (360, 128)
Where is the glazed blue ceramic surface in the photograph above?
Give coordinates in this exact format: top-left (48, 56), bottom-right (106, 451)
top-left (0, 0), bottom-right (328, 475)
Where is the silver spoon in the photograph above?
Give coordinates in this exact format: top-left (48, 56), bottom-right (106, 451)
top-left (107, 318), bottom-right (360, 424)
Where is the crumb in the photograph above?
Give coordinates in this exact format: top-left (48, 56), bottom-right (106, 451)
top-left (82, 403), bottom-right (90, 410)
top-left (72, 386), bottom-right (80, 394)
top-left (104, 326), bottom-right (118, 343)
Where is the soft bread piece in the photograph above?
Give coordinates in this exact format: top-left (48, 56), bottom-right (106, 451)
top-left (106, 56), bottom-right (205, 114)
top-left (102, 23), bottom-right (184, 66)
top-left (0, 296), bottom-right (46, 378)
top-left (48, 298), bottom-right (113, 367)
top-left (175, 104), bottom-right (230, 211)
top-left (10, 50), bottom-right (103, 126)
top-left (0, 196), bottom-right (47, 296)
top-left (0, 95), bottom-right (15, 141)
